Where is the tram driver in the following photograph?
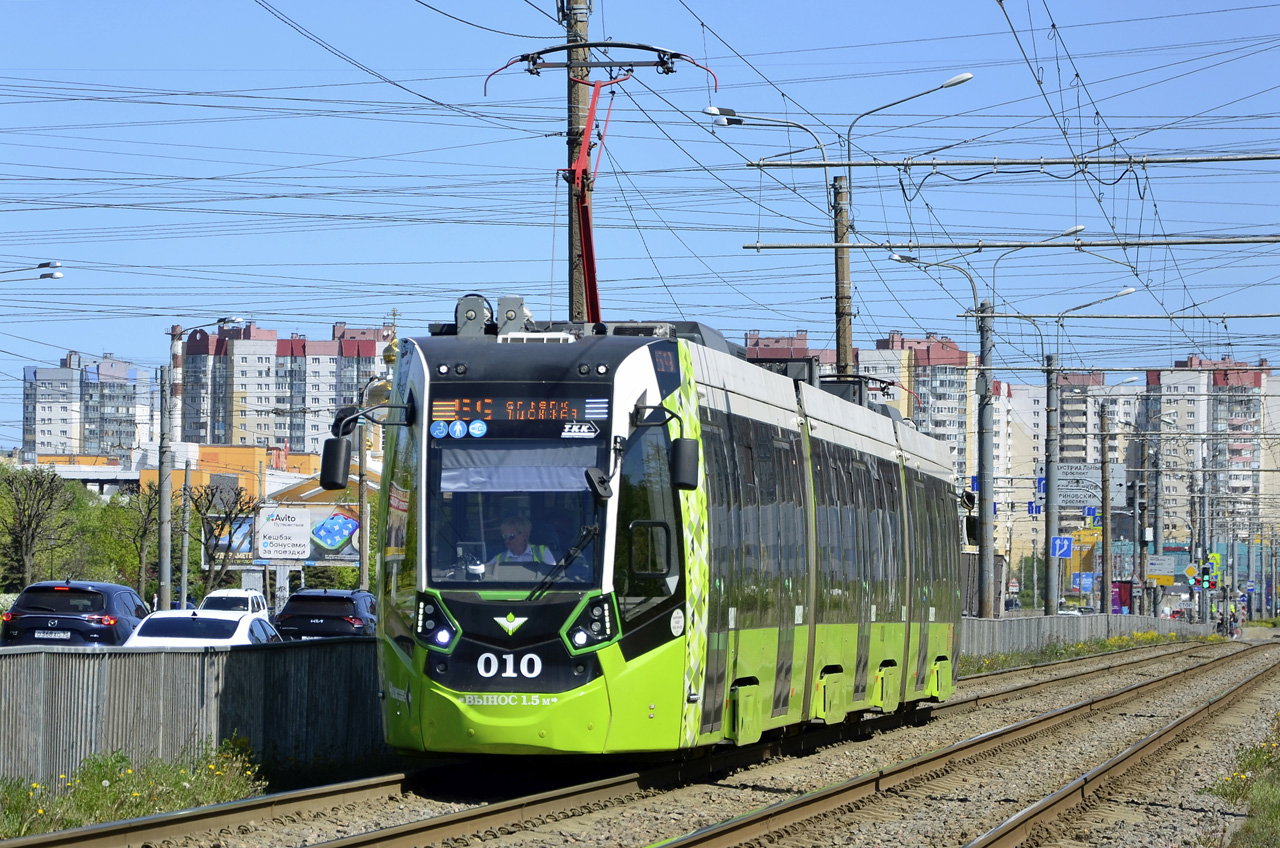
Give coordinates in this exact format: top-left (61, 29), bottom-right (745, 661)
top-left (487, 515), bottom-right (557, 576)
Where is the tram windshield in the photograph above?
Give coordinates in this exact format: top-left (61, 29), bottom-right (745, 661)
top-left (425, 437), bottom-right (607, 589)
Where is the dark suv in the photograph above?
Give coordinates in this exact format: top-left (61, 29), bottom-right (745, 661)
top-left (273, 589), bottom-right (377, 640)
top-left (1, 581), bottom-right (149, 647)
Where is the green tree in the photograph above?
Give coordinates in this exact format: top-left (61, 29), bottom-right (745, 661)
top-left (0, 466), bottom-right (80, 590)
top-left (183, 482), bottom-right (263, 593)
top-left (110, 483), bottom-right (162, 597)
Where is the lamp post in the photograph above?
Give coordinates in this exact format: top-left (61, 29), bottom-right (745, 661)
top-left (705, 107), bottom-right (856, 374)
top-left (158, 316), bottom-right (244, 611)
top-left (888, 253), bottom-right (994, 617)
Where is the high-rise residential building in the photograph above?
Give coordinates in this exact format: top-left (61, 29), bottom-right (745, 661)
top-left (180, 321), bottom-right (393, 454)
top-left (875, 331), bottom-right (976, 479)
top-left (22, 352), bottom-right (153, 462)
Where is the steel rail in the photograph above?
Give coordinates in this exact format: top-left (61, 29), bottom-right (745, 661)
top-left (651, 644), bottom-right (1267, 848)
top-left (2, 771), bottom-right (419, 848)
top-left (965, 655), bottom-right (1280, 848)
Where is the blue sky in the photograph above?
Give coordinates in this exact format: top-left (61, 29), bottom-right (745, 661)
top-left (3, 1), bottom-right (1279, 448)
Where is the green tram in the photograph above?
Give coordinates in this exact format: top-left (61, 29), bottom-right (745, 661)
top-left (321, 294), bottom-right (963, 755)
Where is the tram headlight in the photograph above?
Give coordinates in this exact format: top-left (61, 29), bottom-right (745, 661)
top-left (563, 594), bottom-right (616, 653)
top-left (433, 626), bottom-right (454, 646)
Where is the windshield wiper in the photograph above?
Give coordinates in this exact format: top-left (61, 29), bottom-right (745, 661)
top-left (525, 523), bottom-right (599, 602)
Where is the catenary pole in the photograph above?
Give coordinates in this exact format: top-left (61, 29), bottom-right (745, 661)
top-left (564, 2), bottom-right (590, 320)
top-left (978, 300), bottom-right (995, 618)
top-left (180, 459), bottom-right (191, 609)
top-left (1100, 405), bottom-right (1112, 617)
top-left (833, 176), bottom-right (853, 376)
top-left (158, 367), bottom-right (172, 611)
top-left (1044, 354), bottom-right (1060, 616)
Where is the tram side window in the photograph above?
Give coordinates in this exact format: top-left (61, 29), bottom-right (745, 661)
top-left (381, 412), bottom-right (420, 633)
top-left (812, 440), bottom-right (833, 622)
top-left (737, 434), bottom-right (761, 630)
top-left (617, 425), bottom-right (681, 622)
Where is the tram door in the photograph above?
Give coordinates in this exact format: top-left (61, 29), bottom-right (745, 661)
top-left (908, 477), bottom-right (933, 695)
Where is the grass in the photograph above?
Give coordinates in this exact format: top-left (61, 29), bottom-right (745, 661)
top-left (0, 737), bottom-right (266, 839)
top-left (1205, 711), bottom-right (1280, 847)
top-left (955, 630), bottom-right (1211, 676)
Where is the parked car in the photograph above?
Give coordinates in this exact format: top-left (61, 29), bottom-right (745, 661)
top-left (1, 581), bottom-right (149, 647)
top-left (197, 588), bottom-right (270, 621)
top-left (123, 609), bottom-right (282, 648)
top-left (1057, 606), bottom-right (1082, 616)
top-left (273, 589), bottom-right (377, 640)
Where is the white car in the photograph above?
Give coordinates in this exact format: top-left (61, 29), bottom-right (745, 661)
top-left (122, 609), bottom-right (282, 648)
top-left (197, 589), bottom-right (271, 621)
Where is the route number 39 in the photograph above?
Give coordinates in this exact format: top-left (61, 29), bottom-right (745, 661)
top-left (477, 652), bottom-right (542, 679)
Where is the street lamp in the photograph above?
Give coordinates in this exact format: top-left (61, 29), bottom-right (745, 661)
top-left (844, 72), bottom-right (974, 163)
top-left (158, 316), bottom-right (245, 612)
top-left (991, 226), bottom-right (1085, 305)
top-left (703, 107), bottom-right (831, 205)
top-left (888, 253), bottom-right (995, 618)
top-left (2, 261), bottom-right (63, 283)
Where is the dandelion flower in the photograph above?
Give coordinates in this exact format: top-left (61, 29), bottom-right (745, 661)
top-left (132, 792), bottom-right (141, 797)
top-left (182, 782), bottom-right (190, 789)
top-left (37, 809), bottom-right (43, 815)
top-left (126, 769), bottom-right (132, 774)
top-left (102, 780), bottom-right (110, 788)
top-left (215, 771), bottom-right (224, 776)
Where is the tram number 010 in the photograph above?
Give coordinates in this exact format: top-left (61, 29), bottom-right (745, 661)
top-left (477, 652), bottom-right (542, 679)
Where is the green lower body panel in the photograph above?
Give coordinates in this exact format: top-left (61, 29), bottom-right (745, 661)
top-left (410, 639), bottom-right (686, 754)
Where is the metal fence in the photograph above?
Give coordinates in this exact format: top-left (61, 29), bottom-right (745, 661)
top-left (0, 638), bottom-right (405, 786)
top-left (959, 613), bottom-right (1211, 657)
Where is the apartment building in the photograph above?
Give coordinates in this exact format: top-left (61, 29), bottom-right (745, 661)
top-left (180, 321), bottom-right (393, 454)
top-left (22, 352), bottom-right (152, 461)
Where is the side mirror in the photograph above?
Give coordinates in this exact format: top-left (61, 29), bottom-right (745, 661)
top-left (670, 438), bottom-right (699, 490)
top-left (331, 406), bottom-right (359, 437)
top-left (320, 438), bottom-right (352, 490)
top-left (585, 467), bottom-right (613, 501)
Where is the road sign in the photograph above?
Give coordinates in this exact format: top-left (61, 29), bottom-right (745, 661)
top-left (1051, 536), bottom-right (1073, 558)
top-left (1183, 565), bottom-right (1198, 580)
top-left (1247, 580), bottom-right (1256, 593)
top-left (1008, 577), bottom-right (1020, 593)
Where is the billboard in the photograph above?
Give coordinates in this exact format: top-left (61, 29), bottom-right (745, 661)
top-left (255, 503), bottom-right (362, 563)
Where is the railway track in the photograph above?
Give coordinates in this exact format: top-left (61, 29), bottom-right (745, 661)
top-left (11, 639), bottom-right (1241, 848)
top-left (654, 643), bottom-right (1279, 848)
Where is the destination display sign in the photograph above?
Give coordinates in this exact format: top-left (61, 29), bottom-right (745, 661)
top-left (430, 396), bottom-right (609, 423)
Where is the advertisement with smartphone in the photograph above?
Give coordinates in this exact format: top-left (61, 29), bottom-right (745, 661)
top-left (248, 503), bottom-right (362, 563)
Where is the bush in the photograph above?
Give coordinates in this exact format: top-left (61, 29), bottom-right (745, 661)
top-left (0, 737), bottom-right (266, 839)
top-left (1206, 711), bottom-right (1280, 847)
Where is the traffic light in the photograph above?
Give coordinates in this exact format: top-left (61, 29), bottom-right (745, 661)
top-left (1197, 566), bottom-right (1210, 591)
top-left (1209, 576), bottom-right (1218, 590)
top-left (1190, 573), bottom-right (1201, 590)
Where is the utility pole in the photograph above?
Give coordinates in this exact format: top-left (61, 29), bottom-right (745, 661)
top-left (1100, 404), bottom-right (1112, 615)
top-left (1043, 353), bottom-right (1060, 616)
top-left (833, 176), bottom-right (853, 376)
top-left (1139, 439), bottom-right (1150, 616)
top-left (158, 367), bottom-right (173, 611)
top-left (978, 299), bottom-right (995, 618)
top-left (180, 459), bottom-right (191, 609)
top-left (563, 0), bottom-right (590, 320)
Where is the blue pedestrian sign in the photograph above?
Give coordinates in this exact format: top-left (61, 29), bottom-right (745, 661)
top-left (1051, 536), bottom-right (1073, 558)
